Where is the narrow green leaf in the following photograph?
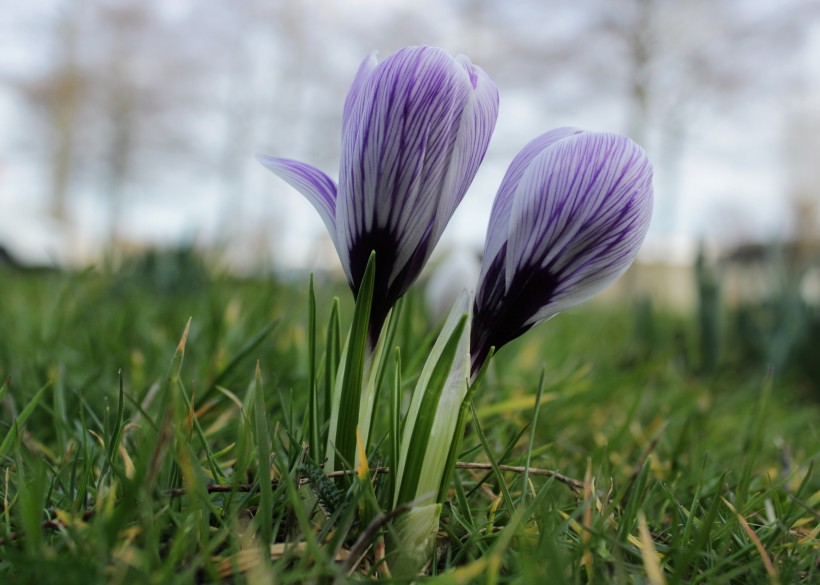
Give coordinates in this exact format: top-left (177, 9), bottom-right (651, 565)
top-left (396, 312), bottom-right (468, 506)
top-left (97, 368), bottom-right (127, 490)
top-left (308, 274), bottom-right (320, 462)
top-left (367, 297), bottom-right (403, 443)
top-left (15, 450), bottom-right (47, 553)
top-left (439, 346), bottom-right (495, 504)
top-left (73, 402), bottom-right (92, 513)
top-left (738, 370), bottom-right (772, 506)
top-left (252, 361), bottom-right (273, 548)
top-left (327, 251), bottom-right (375, 473)
top-left (205, 318), bottom-right (279, 400)
top-left (324, 297), bottom-right (341, 427)
top-left (521, 368), bottom-right (547, 505)
top-left (0, 377), bottom-right (9, 403)
top-left (154, 318), bottom-right (191, 420)
top-left (52, 365), bottom-right (69, 449)
top-left (671, 454), bottom-right (708, 582)
top-left (356, 307), bottom-right (393, 456)
top-left (387, 348), bottom-right (402, 507)
top-left (469, 402), bottom-right (516, 516)
top-left (618, 456), bottom-right (652, 543)
top-left (691, 472), bottom-right (729, 558)
top-left (272, 434), bottom-right (334, 572)
top-left (0, 382), bottom-right (50, 459)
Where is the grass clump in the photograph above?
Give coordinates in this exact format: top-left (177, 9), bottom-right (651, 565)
top-left (0, 254), bottom-right (817, 584)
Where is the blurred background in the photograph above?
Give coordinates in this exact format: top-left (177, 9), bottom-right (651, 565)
top-left (2, 0), bottom-right (820, 391)
top-left (0, 0), bottom-right (820, 400)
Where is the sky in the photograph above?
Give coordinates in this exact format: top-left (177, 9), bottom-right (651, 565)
top-left (1, 0), bottom-right (819, 270)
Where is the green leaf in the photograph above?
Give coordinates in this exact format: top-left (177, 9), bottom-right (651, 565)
top-left (252, 361), bottom-right (273, 548)
top-left (396, 290), bottom-right (471, 507)
top-left (355, 305), bottom-right (394, 457)
top-left (96, 368), bottom-right (127, 491)
top-left (469, 401), bottom-right (516, 516)
top-left (326, 251), bottom-right (375, 473)
top-left (367, 297), bottom-right (403, 445)
top-left (439, 346), bottom-right (494, 504)
top-left (308, 274), bottom-right (320, 462)
top-left (205, 318), bottom-right (279, 400)
top-left (521, 368), bottom-right (547, 505)
top-left (0, 377), bottom-right (9, 403)
top-left (387, 348), bottom-right (402, 507)
top-left (0, 382), bottom-right (50, 459)
top-left (324, 297), bottom-right (341, 429)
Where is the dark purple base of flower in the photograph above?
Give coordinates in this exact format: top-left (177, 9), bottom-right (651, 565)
top-left (470, 252), bottom-right (559, 375)
top-left (348, 228), bottom-right (431, 347)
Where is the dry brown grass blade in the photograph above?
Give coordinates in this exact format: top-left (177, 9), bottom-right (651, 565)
top-left (723, 498), bottom-right (780, 583)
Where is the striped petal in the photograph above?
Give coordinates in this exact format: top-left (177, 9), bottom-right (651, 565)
top-left (506, 132), bottom-right (652, 322)
top-left (256, 155), bottom-right (339, 250)
top-left (337, 46), bottom-right (498, 339)
top-left (476, 127), bottom-right (581, 309)
top-left (471, 130), bottom-right (653, 371)
top-left (427, 55), bottom-right (499, 252)
top-left (338, 47), bottom-right (468, 286)
top-left (258, 46), bottom-right (498, 345)
top-left (342, 52), bottom-right (378, 137)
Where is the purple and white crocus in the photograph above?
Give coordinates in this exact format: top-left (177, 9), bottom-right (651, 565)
top-left (258, 46), bottom-right (499, 344)
top-left (471, 128), bottom-right (654, 373)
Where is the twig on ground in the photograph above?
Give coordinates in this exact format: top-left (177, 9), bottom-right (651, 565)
top-left (161, 463), bottom-right (582, 497)
top-left (454, 462), bottom-right (584, 492)
top-left (0, 463), bottom-right (582, 546)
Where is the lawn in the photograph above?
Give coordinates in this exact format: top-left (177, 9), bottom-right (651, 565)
top-left (0, 251), bottom-right (817, 584)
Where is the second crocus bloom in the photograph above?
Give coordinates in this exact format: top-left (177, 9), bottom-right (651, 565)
top-left (471, 128), bottom-right (654, 372)
top-left (258, 46), bottom-right (499, 344)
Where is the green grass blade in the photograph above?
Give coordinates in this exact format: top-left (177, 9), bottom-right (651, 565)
top-left (398, 292), bottom-right (475, 508)
top-left (308, 274), bottom-right (320, 462)
top-left (252, 361), bottom-right (273, 549)
top-left (469, 401), bottom-right (516, 516)
top-left (0, 382), bottom-right (50, 459)
top-left (439, 346), bottom-right (495, 504)
top-left (617, 456), bottom-right (652, 543)
top-left (206, 318), bottom-right (279, 399)
top-left (521, 368), bottom-right (547, 505)
top-left (387, 348), bottom-right (401, 507)
top-left (324, 297), bottom-right (342, 429)
top-left (396, 312), bottom-right (468, 506)
top-left (327, 251), bottom-right (375, 473)
top-left (738, 370), bottom-right (772, 506)
top-left (96, 369), bottom-right (127, 491)
top-left (367, 297), bottom-right (403, 444)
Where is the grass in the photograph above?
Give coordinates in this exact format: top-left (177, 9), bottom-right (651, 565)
top-left (0, 252), bottom-right (818, 583)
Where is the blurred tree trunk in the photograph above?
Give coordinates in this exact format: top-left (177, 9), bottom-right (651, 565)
top-left (48, 12), bottom-right (82, 223)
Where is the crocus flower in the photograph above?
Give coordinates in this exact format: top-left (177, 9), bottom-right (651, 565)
top-left (471, 128), bottom-right (653, 372)
top-left (258, 46), bottom-right (499, 344)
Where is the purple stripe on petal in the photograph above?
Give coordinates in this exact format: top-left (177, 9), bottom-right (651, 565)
top-left (472, 129), bottom-right (653, 372)
top-left (505, 133), bottom-right (650, 297)
top-left (528, 141), bottom-right (653, 323)
top-left (427, 56), bottom-right (499, 250)
top-left (476, 128), bottom-right (581, 307)
top-left (342, 52), bottom-right (378, 136)
top-left (256, 154), bottom-right (339, 251)
top-left (337, 46), bottom-right (498, 334)
top-left (261, 46), bottom-right (499, 346)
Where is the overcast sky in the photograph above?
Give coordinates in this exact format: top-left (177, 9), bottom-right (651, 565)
top-left (1, 0), bottom-right (819, 269)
